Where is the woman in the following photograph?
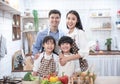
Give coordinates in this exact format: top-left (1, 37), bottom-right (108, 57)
top-left (60, 10), bottom-right (89, 68)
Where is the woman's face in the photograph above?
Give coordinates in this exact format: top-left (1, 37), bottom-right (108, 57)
top-left (66, 13), bottom-right (77, 29)
top-left (60, 43), bottom-right (71, 54)
top-left (49, 14), bottom-right (61, 28)
top-left (43, 40), bottom-right (55, 53)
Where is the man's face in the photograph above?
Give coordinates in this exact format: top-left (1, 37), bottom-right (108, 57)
top-left (49, 14), bottom-right (61, 28)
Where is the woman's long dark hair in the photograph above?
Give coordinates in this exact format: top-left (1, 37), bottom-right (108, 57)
top-left (66, 10), bottom-right (83, 30)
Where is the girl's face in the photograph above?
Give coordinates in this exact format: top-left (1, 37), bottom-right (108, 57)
top-left (49, 14), bottom-right (61, 28)
top-left (60, 43), bottom-right (71, 54)
top-left (43, 40), bottom-right (55, 53)
top-left (66, 13), bottom-right (77, 29)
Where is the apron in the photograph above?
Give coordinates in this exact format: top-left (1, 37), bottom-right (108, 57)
top-left (38, 53), bottom-right (56, 77)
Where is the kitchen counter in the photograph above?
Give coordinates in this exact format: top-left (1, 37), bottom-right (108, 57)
top-left (95, 76), bottom-right (120, 84)
top-left (89, 50), bottom-right (120, 55)
top-left (87, 55), bottom-right (120, 76)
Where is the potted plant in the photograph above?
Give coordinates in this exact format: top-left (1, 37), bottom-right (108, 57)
top-left (105, 38), bottom-right (112, 51)
top-left (32, 10), bottom-right (39, 32)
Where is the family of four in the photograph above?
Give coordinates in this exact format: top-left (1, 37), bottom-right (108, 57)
top-left (32, 9), bottom-right (89, 77)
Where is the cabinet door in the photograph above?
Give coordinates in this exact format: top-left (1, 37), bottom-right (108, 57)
top-left (12, 14), bottom-right (21, 41)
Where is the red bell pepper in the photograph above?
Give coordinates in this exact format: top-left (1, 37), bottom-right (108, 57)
top-left (59, 72), bottom-right (68, 84)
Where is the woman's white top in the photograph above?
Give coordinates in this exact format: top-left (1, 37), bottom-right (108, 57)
top-left (67, 28), bottom-right (89, 58)
top-left (33, 52), bottom-right (59, 72)
top-left (58, 54), bottom-right (80, 77)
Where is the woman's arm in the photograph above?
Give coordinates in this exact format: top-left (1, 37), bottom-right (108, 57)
top-left (65, 54), bottom-right (81, 61)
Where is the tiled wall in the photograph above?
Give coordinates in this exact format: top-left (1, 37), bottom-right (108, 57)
top-left (0, 10), bottom-right (22, 79)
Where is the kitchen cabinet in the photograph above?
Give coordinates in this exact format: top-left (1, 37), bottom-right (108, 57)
top-left (89, 9), bottom-right (112, 31)
top-left (87, 55), bottom-right (120, 76)
top-left (0, 1), bottom-right (21, 41)
top-left (22, 16), bottom-right (48, 56)
top-left (12, 14), bottom-right (21, 41)
top-left (0, 1), bottom-right (20, 14)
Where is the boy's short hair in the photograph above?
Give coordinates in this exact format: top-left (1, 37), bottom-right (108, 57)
top-left (58, 36), bottom-right (73, 46)
top-left (48, 9), bottom-right (61, 17)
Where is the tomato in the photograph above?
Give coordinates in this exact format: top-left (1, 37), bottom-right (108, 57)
top-left (59, 75), bottom-right (68, 84)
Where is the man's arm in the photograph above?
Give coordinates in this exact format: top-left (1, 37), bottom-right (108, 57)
top-left (32, 32), bottom-right (42, 56)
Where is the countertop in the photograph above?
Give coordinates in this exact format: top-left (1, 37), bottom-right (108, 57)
top-left (95, 76), bottom-right (120, 84)
top-left (89, 50), bottom-right (120, 55)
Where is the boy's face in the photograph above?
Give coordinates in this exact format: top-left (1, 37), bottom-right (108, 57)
top-left (49, 14), bottom-right (61, 28)
top-left (60, 43), bottom-right (71, 54)
top-left (43, 40), bottom-right (55, 53)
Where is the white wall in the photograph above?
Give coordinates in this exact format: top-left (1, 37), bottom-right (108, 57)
top-left (0, 0), bottom-right (120, 78)
top-left (0, 0), bottom-right (25, 78)
top-left (23, 0), bottom-right (120, 50)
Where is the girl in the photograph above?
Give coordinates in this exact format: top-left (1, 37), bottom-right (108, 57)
top-left (58, 36), bottom-right (80, 77)
top-left (32, 36), bottom-right (59, 77)
top-left (60, 10), bottom-right (89, 70)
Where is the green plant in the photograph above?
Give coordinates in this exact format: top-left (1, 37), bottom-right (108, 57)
top-left (32, 10), bottom-right (39, 31)
top-left (105, 38), bottom-right (112, 51)
top-left (105, 38), bottom-right (112, 46)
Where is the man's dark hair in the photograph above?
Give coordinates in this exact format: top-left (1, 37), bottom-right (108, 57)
top-left (49, 9), bottom-right (61, 17)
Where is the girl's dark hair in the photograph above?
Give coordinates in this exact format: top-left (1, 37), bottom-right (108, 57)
top-left (49, 9), bottom-right (61, 18)
top-left (58, 36), bottom-right (74, 53)
top-left (66, 10), bottom-right (83, 30)
top-left (41, 36), bottom-right (56, 53)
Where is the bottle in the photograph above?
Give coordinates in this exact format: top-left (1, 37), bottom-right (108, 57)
top-left (95, 40), bottom-right (100, 51)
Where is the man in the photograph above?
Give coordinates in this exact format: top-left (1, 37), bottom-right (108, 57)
top-left (32, 9), bottom-right (65, 59)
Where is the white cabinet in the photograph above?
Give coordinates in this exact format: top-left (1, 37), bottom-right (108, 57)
top-left (0, 1), bottom-right (20, 14)
top-left (21, 16), bottom-right (48, 56)
top-left (89, 9), bottom-right (112, 31)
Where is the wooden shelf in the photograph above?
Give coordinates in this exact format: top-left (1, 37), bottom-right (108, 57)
top-left (91, 28), bottom-right (111, 31)
top-left (0, 1), bottom-right (20, 14)
top-left (22, 29), bottom-right (36, 32)
top-left (117, 27), bottom-right (120, 29)
top-left (12, 14), bottom-right (21, 41)
top-left (90, 16), bottom-right (111, 18)
top-left (22, 16), bottom-right (48, 19)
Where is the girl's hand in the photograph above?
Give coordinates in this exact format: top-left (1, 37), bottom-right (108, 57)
top-left (34, 53), bottom-right (40, 60)
top-left (32, 72), bottom-right (38, 76)
top-left (60, 58), bottom-right (66, 66)
top-left (59, 53), bottom-right (68, 66)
